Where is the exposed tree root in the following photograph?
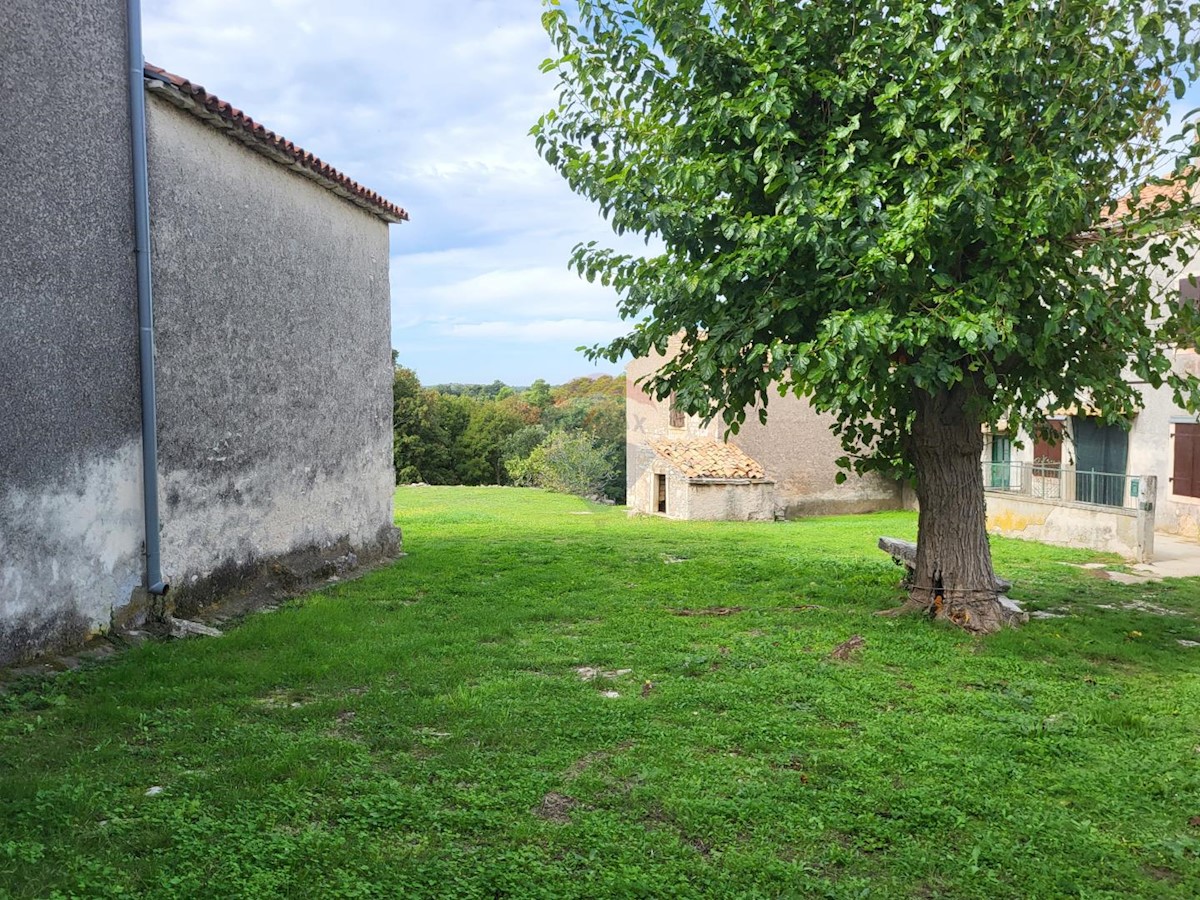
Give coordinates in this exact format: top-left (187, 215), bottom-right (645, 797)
top-left (875, 598), bottom-right (927, 618)
top-left (876, 592), bottom-right (1028, 633)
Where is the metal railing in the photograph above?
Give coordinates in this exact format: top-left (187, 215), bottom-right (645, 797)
top-left (983, 461), bottom-right (1141, 510)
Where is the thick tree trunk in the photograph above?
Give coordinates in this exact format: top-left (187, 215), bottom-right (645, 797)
top-left (908, 387), bottom-right (1014, 634)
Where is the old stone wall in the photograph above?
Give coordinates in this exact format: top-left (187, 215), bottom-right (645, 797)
top-left (730, 396), bottom-right (904, 517)
top-left (625, 339), bottom-right (903, 518)
top-left (146, 97), bottom-right (398, 610)
top-left (684, 481), bottom-right (776, 521)
top-left (0, 0), bottom-right (145, 664)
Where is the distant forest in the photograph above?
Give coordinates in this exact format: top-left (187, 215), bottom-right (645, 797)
top-left (393, 361), bottom-right (625, 503)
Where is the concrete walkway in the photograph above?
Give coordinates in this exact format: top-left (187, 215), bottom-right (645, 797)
top-left (1129, 533), bottom-right (1200, 581)
top-left (1063, 532), bottom-right (1200, 585)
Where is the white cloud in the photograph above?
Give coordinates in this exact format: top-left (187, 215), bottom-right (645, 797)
top-left (441, 318), bottom-right (625, 344)
top-left (425, 266), bottom-right (615, 316)
top-left (140, 0), bottom-right (636, 384)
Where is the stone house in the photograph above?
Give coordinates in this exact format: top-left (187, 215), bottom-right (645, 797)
top-left (982, 182), bottom-right (1200, 559)
top-left (983, 335), bottom-right (1200, 559)
top-left (626, 342), bottom-right (905, 520)
top-left (1, 0), bottom-right (407, 665)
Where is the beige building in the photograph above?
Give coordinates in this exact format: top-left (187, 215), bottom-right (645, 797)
top-left (983, 346), bottom-right (1200, 558)
top-left (982, 216), bottom-right (1200, 558)
top-left (626, 344), bottom-right (904, 520)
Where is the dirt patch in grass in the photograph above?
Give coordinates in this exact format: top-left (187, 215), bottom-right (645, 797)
top-left (574, 666), bottom-right (632, 681)
top-left (1143, 865), bottom-right (1181, 884)
top-left (534, 792), bottom-right (580, 824)
top-left (562, 740), bottom-right (634, 780)
top-left (254, 689), bottom-right (313, 709)
top-left (829, 634), bottom-right (866, 660)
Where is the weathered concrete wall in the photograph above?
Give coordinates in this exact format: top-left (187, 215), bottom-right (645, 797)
top-left (625, 346), bottom-right (719, 442)
top-left (1118, 230), bottom-right (1200, 537)
top-left (986, 493), bottom-right (1147, 560)
top-left (684, 481), bottom-right (776, 521)
top-left (731, 396), bottom-right (904, 516)
top-left (147, 97), bottom-right (397, 609)
top-left (626, 351), bottom-right (717, 515)
top-left (630, 455), bottom-right (781, 520)
top-left (625, 339), bottom-right (902, 518)
top-left (0, 0), bottom-right (145, 664)
top-left (1127, 348), bottom-right (1200, 538)
top-left (627, 458), bottom-right (689, 519)
top-left (626, 441), bottom-right (659, 514)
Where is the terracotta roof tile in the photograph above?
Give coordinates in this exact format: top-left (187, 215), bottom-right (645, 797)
top-left (1102, 170), bottom-right (1195, 225)
top-left (143, 63), bottom-right (408, 225)
top-left (650, 438), bottom-right (767, 480)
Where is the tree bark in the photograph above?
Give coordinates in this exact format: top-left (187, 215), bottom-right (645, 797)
top-left (908, 386), bottom-right (1014, 634)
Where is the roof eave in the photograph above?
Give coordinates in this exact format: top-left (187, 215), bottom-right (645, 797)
top-left (143, 70), bottom-right (408, 225)
top-left (686, 477), bottom-right (776, 485)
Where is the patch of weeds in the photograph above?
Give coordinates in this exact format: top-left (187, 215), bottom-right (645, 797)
top-left (0, 488), bottom-right (1197, 898)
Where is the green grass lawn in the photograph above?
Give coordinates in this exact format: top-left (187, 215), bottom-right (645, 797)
top-left (3, 487), bottom-right (1200, 899)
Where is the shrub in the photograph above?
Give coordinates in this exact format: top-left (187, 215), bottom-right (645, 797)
top-left (507, 430), bottom-right (614, 499)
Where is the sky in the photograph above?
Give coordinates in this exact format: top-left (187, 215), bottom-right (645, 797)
top-left (140, 1), bottom-right (1200, 388)
top-left (141, 0), bottom-right (638, 388)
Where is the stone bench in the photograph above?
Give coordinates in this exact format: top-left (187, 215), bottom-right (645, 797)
top-left (878, 537), bottom-right (1013, 593)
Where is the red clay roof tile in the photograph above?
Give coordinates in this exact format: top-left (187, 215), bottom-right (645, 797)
top-left (650, 438), bottom-right (767, 480)
top-left (143, 63), bottom-right (408, 225)
top-left (1107, 177), bottom-right (1192, 222)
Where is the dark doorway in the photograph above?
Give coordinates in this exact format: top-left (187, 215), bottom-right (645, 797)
top-left (656, 474), bottom-right (667, 513)
top-left (1033, 420), bottom-right (1064, 478)
top-left (1072, 416), bottom-right (1128, 506)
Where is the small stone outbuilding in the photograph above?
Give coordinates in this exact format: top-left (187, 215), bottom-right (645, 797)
top-left (646, 439), bottom-right (776, 521)
top-left (626, 338), bottom-right (905, 520)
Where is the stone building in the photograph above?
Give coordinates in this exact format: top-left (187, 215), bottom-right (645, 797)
top-left (626, 342), bottom-right (905, 520)
top-left (980, 179), bottom-right (1200, 559)
top-left (1, 0), bottom-right (407, 664)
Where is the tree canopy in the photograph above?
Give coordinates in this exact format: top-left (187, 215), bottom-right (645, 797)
top-left (535, 0), bottom-right (1200, 631)
top-left (393, 365), bottom-right (627, 501)
top-left (536, 0), bottom-right (1200, 465)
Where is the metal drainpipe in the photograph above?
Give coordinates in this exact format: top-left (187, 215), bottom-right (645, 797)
top-left (128, 0), bottom-right (168, 597)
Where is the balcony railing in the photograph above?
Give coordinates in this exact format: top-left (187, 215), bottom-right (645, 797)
top-left (983, 461), bottom-right (1141, 510)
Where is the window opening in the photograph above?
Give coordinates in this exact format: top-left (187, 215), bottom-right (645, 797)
top-left (668, 393), bottom-right (685, 429)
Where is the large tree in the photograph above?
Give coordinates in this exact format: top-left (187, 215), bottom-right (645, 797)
top-left (535, 0), bottom-right (1200, 632)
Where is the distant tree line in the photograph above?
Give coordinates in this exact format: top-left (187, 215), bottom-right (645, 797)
top-left (392, 361), bottom-right (625, 502)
